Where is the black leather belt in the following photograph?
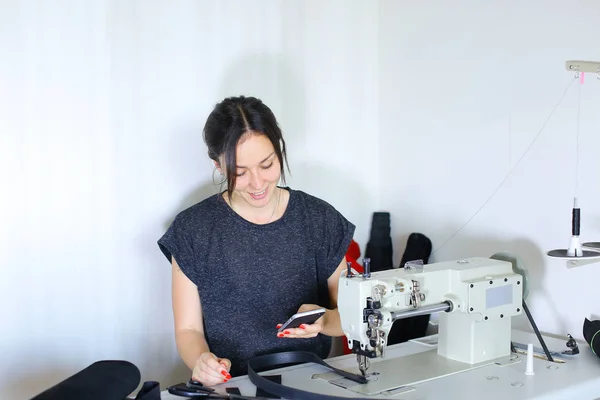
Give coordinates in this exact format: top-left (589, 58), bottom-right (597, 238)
top-left (247, 351), bottom-right (372, 400)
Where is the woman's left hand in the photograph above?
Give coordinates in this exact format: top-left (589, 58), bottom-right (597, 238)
top-left (276, 304), bottom-right (326, 339)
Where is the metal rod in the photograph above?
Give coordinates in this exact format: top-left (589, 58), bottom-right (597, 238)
top-left (391, 301), bottom-right (451, 321)
top-left (522, 300), bottom-right (554, 362)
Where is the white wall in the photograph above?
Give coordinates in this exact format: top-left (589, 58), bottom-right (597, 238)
top-left (378, 0), bottom-right (600, 336)
top-left (2, 1), bottom-right (600, 399)
top-left (0, 1), bottom-right (379, 399)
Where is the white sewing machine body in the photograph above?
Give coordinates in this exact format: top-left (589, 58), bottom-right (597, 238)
top-left (338, 257), bottom-right (523, 366)
top-left (160, 256), bottom-right (600, 399)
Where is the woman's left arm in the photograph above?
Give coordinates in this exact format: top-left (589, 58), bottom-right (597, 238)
top-left (278, 257), bottom-right (347, 339)
top-left (320, 256), bottom-right (348, 337)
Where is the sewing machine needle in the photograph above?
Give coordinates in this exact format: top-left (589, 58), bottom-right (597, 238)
top-left (357, 354), bottom-right (368, 377)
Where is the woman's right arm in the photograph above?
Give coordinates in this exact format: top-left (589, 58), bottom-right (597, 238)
top-left (172, 257), bottom-right (231, 385)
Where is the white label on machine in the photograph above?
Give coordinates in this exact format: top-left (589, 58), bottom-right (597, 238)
top-left (486, 285), bottom-right (513, 309)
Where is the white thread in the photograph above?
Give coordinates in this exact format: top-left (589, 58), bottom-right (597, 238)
top-left (432, 77), bottom-right (578, 256)
top-left (574, 78), bottom-right (581, 199)
top-left (508, 115), bottom-right (512, 169)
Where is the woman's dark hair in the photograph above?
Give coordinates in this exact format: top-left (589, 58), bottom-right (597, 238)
top-left (203, 96), bottom-right (290, 199)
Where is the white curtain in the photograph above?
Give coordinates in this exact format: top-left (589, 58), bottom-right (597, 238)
top-left (0, 1), bottom-right (380, 398)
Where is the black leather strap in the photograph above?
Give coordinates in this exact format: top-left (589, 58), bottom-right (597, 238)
top-left (247, 351), bottom-right (372, 400)
top-left (134, 381), bottom-right (161, 400)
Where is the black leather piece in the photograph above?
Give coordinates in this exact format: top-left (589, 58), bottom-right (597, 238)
top-left (365, 212), bottom-right (393, 272)
top-left (134, 381), bottom-right (161, 400)
top-left (247, 351), bottom-right (372, 400)
top-left (255, 375), bottom-right (281, 398)
top-left (365, 241), bottom-right (393, 272)
top-left (583, 318), bottom-right (600, 359)
top-left (226, 387), bottom-right (242, 395)
top-left (388, 232), bottom-right (432, 345)
top-left (399, 233), bottom-right (432, 267)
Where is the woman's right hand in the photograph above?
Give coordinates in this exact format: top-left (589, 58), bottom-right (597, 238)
top-left (191, 352), bottom-right (232, 386)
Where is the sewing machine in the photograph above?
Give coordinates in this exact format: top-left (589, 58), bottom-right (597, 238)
top-left (338, 257), bottom-right (523, 377)
top-left (159, 256), bottom-right (600, 399)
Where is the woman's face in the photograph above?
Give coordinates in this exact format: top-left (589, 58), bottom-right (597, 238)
top-left (218, 133), bottom-right (281, 209)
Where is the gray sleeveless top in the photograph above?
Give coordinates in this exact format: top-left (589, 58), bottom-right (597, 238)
top-left (157, 187), bottom-right (355, 376)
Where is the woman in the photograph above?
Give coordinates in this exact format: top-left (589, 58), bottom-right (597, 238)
top-left (157, 95), bottom-right (355, 386)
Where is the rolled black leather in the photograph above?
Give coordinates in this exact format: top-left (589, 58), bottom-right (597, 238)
top-left (30, 360), bottom-right (141, 400)
top-left (583, 318), bottom-right (600, 359)
top-left (388, 232), bottom-right (433, 345)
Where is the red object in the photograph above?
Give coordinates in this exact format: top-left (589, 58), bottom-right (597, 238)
top-left (341, 240), bottom-right (362, 354)
top-left (345, 239), bottom-right (363, 273)
top-left (346, 240), bottom-right (361, 262)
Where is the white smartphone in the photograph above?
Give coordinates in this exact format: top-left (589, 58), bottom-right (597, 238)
top-left (278, 308), bottom-right (326, 332)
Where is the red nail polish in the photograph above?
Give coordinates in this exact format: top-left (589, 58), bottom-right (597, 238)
top-left (276, 324), bottom-right (282, 328)
top-left (299, 324), bottom-right (306, 329)
top-left (220, 370), bottom-right (228, 377)
top-left (277, 333), bottom-right (284, 337)
top-left (284, 330), bottom-right (290, 335)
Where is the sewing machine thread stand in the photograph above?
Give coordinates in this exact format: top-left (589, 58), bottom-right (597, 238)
top-left (363, 257), bottom-right (371, 278)
top-left (525, 344), bottom-right (535, 375)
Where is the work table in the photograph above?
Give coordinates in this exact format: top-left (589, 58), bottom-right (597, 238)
top-left (161, 329), bottom-right (600, 399)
